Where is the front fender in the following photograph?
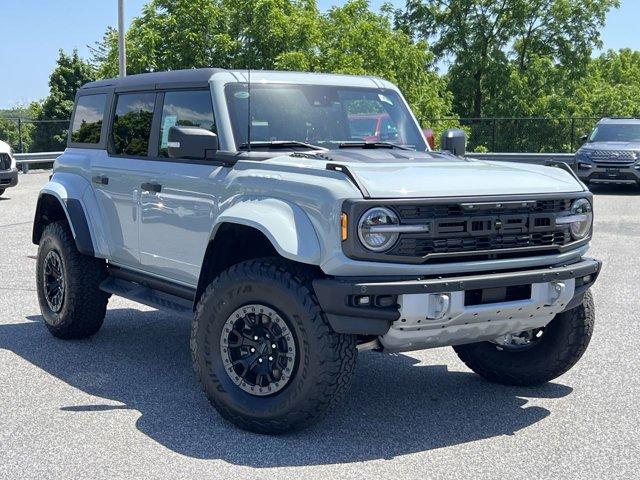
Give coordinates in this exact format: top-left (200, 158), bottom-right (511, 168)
top-left (33, 173), bottom-right (109, 257)
top-left (214, 197), bottom-right (322, 265)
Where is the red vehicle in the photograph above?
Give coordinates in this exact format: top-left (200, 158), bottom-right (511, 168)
top-left (348, 113), bottom-right (435, 148)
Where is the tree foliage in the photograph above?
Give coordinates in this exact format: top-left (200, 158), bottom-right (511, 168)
top-left (31, 50), bottom-right (96, 151)
top-left (396, 0), bottom-right (620, 118)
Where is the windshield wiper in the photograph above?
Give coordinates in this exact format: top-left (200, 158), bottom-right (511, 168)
top-left (338, 141), bottom-right (411, 150)
top-left (238, 141), bottom-right (326, 151)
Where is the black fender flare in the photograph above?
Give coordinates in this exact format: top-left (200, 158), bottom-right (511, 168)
top-left (33, 193), bottom-right (95, 256)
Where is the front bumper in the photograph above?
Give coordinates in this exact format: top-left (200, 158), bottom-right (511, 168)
top-left (577, 162), bottom-right (640, 184)
top-left (0, 168), bottom-right (18, 189)
top-left (313, 258), bottom-right (601, 350)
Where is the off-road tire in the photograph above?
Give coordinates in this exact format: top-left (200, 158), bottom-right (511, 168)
top-left (191, 257), bottom-right (357, 434)
top-left (36, 221), bottom-right (109, 339)
top-left (453, 291), bottom-right (595, 386)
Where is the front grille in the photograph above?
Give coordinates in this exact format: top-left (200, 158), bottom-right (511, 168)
top-left (387, 199), bottom-right (574, 261)
top-left (588, 150), bottom-right (637, 163)
top-left (0, 153), bottom-right (11, 171)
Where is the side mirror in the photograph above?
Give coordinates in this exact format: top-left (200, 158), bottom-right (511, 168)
top-left (440, 128), bottom-right (466, 156)
top-left (168, 126), bottom-right (218, 160)
top-left (580, 134), bottom-right (589, 143)
top-left (422, 127), bottom-right (435, 150)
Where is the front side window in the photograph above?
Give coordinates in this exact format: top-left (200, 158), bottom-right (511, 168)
top-left (71, 94), bottom-right (107, 144)
top-left (225, 84), bottom-right (426, 151)
top-left (159, 90), bottom-right (216, 157)
top-left (112, 93), bottom-right (155, 156)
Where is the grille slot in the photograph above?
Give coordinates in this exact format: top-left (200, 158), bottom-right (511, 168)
top-left (396, 199), bottom-right (570, 220)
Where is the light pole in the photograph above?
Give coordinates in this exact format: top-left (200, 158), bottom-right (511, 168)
top-left (118, 0), bottom-right (126, 77)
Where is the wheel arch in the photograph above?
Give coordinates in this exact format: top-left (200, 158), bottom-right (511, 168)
top-left (194, 199), bottom-right (323, 307)
top-left (33, 190), bottom-right (94, 256)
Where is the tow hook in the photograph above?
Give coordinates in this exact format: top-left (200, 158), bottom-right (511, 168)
top-left (426, 293), bottom-right (451, 320)
top-left (545, 281), bottom-right (566, 306)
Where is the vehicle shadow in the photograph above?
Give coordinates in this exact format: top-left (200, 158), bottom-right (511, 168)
top-left (2, 309), bottom-right (572, 467)
top-left (588, 183), bottom-right (640, 196)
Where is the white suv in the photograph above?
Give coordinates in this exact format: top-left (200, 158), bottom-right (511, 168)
top-left (0, 140), bottom-right (18, 196)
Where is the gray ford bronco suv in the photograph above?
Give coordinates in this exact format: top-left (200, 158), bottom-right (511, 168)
top-left (33, 69), bottom-right (601, 433)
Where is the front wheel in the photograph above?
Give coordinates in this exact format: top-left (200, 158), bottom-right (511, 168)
top-left (453, 291), bottom-right (595, 386)
top-left (191, 258), bottom-right (357, 434)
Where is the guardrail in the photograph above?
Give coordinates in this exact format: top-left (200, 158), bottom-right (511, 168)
top-left (11, 151), bottom-right (577, 174)
top-left (15, 152), bottom-right (62, 173)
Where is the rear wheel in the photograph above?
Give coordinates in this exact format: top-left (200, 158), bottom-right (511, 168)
top-left (191, 258), bottom-right (357, 434)
top-left (36, 221), bottom-right (109, 339)
top-left (453, 291), bottom-right (594, 386)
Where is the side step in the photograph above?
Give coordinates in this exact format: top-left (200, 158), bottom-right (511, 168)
top-left (100, 276), bottom-right (194, 319)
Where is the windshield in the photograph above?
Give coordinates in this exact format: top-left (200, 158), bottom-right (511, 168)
top-left (589, 123), bottom-right (640, 143)
top-left (225, 83), bottom-right (426, 150)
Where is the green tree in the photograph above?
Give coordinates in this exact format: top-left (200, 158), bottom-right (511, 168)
top-left (396, 0), bottom-right (620, 118)
top-left (31, 50), bottom-right (95, 152)
top-left (92, 0), bottom-right (321, 76)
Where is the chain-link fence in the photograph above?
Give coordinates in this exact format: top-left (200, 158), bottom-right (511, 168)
top-left (1, 116), bottom-right (603, 154)
top-left (429, 117), bottom-right (601, 153)
top-left (0, 117), bottom-right (69, 153)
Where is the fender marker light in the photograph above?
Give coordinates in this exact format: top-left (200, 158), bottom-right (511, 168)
top-left (341, 213), bottom-right (348, 241)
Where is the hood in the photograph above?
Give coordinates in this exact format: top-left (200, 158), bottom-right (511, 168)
top-left (0, 140), bottom-right (11, 154)
top-left (579, 141), bottom-right (640, 152)
top-left (262, 149), bottom-right (584, 198)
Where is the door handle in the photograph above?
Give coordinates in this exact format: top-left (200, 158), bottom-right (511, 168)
top-left (141, 182), bottom-right (162, 193)
top-left (92, 175), bottom-right (109, 185)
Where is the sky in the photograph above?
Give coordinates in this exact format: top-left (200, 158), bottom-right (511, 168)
top-left (0, 0), bottom-right (638, 109)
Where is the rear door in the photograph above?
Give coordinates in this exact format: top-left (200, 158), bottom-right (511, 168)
top-left (137, 89), bottom-right (222, 286)
top-left (91, 91), bottom-right (157, 268)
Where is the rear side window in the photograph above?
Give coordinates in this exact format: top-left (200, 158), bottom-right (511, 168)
top-left (71, 94), bottom-right (107, 144)
top-left (112, 92), bottom-right (156, 156)
top-left (158, 90), bottom-right (216, 157)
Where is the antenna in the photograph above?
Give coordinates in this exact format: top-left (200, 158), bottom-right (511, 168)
top-left (246, 3), bottom-right (252, 152)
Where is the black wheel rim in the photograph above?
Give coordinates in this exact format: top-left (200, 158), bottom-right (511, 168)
top-left (220, 304), bottom-right (297, 396)
top-left (494, 328), bottom-right (545, 351)
top-left (43, 250), bottom-right (65, 313)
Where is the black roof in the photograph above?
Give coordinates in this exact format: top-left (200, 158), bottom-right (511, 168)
top-left (81, 68), bottom-right (226, 91)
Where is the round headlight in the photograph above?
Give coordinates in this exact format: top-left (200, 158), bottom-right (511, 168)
top-left (569, 198), bottom-right (593, 240)
top-left (358, 207), bottom-right (400, 252)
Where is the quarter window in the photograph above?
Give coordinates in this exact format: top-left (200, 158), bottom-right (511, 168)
top-left (112, 93), bottom-right (156, 156)
top-left (71, 94), bottom-right (107, 144)
top-left (159, 90), bottom-right (216, 157)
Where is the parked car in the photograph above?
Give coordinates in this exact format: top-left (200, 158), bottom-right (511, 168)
top-left (0, 140), bottom-right (18, 196)
top-left (576, 117), bottom-right (640, 186)
top-left (348, 113), bottom-right (399, 142)
top-left (32, 69), bottom-right (600, 434)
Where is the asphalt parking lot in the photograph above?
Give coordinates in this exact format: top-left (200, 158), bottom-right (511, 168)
top-left (1, 171), bottom-right (639, 479)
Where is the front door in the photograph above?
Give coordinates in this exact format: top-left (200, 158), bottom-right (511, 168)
top-left (138, 89), bottom-right (221, 286)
